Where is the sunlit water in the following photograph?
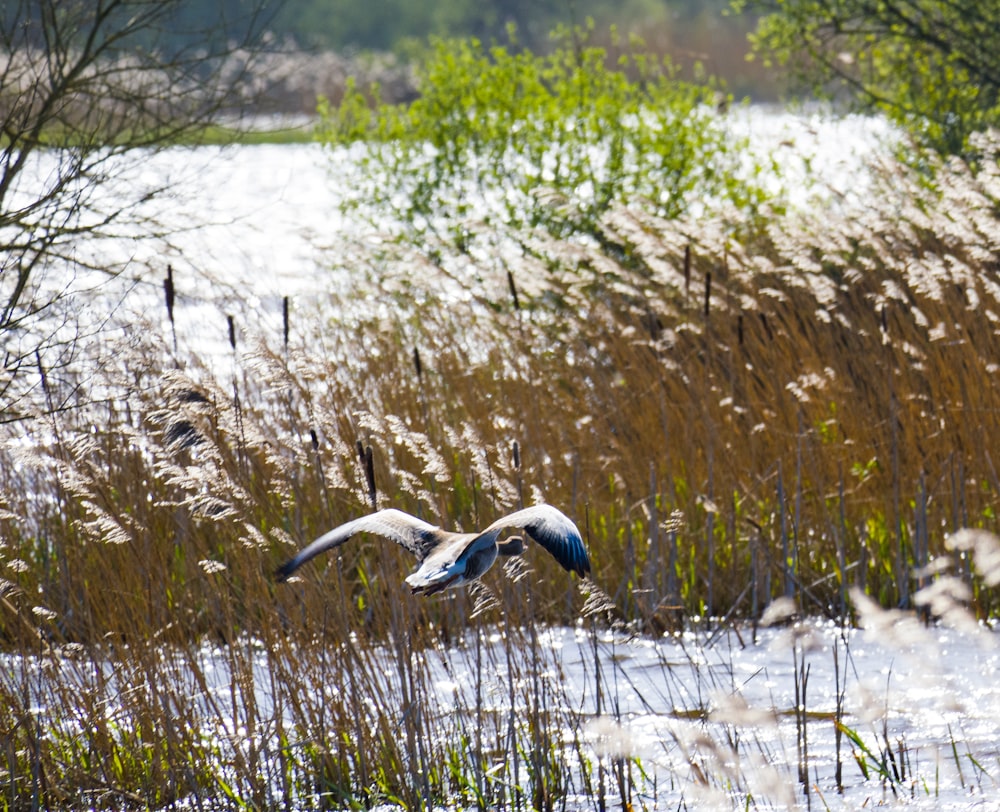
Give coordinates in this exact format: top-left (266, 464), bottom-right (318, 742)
top-left (5, 620), bottom-right (998, 809)
top-left (8, 108), bottom-right (893, 369)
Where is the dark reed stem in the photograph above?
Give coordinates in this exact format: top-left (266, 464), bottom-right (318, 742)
top-left (507, 269), bottom-right (520, 311)
top-left (779, 462), bottom-right (792, 599)
top-left (794, 412), bottom-right (803, 609)
top-left (592, 618), bottom-right (606, 812)
top-left (164, 264), bottom-right (177, 354)
top-left (833, 637), bottom-right (845, 794)
top-left (838, 464), bottom-right (848, 623)
top-left (282, 295), bottom-right (290, 350)
top-left (683, 243), bottom-right (691, 304)
top-left (706, 451), bottom-right (715, 626)
top-left (793, 640), bottom-right (810, 805)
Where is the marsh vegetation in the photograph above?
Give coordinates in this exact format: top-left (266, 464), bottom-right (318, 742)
top-left (3, 19), bottom-right (1000, 812)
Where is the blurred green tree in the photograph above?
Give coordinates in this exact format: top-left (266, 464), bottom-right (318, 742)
top-left (736, 0), bottom-right (1000, 157)
top-left (277, 0), bottom-right (668, 51)
top-left (320, 26), bottom-right (771, 244)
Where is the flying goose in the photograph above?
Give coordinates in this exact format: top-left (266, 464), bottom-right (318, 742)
top-left (276, 504), bottom-right (590, 595)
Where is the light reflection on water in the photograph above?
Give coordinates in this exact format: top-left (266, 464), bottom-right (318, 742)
top-left (3, 620), bottom-right (997, 809)
top-left (14, 108), bottom-right (893, 368)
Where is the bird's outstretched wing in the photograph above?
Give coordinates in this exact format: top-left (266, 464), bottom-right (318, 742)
top-left (485, 505), bottom-right (591, 577)
top-left (276, 508), bottom-right (441, 582)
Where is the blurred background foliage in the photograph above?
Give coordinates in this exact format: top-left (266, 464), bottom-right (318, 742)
top-left (133, 0), bottom-right (783, 101)
top-left (275, 0), bottom-right (733, 55)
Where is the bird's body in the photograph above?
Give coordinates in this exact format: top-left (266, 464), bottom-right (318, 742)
top-left (276, 504), bottom-right (590, 595)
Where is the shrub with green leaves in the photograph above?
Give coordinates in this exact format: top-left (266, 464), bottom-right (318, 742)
top-left (737, 0), bottom-right (1000, 159)
top-left (318, 25), bottom-right (772, 240)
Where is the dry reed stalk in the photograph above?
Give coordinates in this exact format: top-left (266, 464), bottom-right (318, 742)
top-left (3, 127), bottom-right (1000, 807)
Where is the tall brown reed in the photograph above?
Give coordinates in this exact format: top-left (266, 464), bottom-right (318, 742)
top-left (2, 131), bottom-right (1000, 808)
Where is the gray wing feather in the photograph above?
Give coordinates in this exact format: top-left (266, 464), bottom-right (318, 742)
top-left (485, 504), bottom-right (591, 577)
top-left (276, 508), bottom-right (440, 581)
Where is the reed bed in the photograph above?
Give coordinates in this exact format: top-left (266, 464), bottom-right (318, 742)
top-left (1, 130), bottom-right (1000, 808)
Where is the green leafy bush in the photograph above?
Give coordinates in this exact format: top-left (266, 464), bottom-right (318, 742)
top-left (318, 25), bottom-right (772, 239)
top-left (738, 0), bottom-right (1000, 159)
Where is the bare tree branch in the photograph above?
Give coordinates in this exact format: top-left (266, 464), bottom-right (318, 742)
top-left (1, 0), bottom-right (280, 419)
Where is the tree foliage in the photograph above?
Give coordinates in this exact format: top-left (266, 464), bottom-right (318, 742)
top-left (277, 0), bottom-right (675, 52)
top-left (737, 0), bottom-right (1000, 157)
top-left (319, 25), bottom-right (770, 244)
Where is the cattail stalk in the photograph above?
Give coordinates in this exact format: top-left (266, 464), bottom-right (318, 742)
top-left (282, 295), bottom-right (290, 349)
top-left (164, 264), bottom-right (177, 353)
